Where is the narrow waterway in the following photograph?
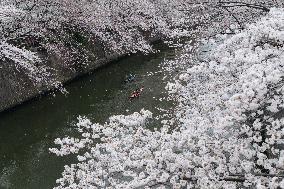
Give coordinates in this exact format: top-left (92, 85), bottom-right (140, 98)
top-left (0, 42), bottom-right (180, 189)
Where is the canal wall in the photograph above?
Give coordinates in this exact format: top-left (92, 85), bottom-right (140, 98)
top-left (0, 32), bottom-right (161, 112)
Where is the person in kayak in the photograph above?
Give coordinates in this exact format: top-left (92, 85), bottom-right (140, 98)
top-left (129, 86), bottom-right (144, 100)
top-left (125, 74), bottom-right (135, 83)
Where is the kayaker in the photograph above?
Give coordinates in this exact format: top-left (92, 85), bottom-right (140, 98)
top-left (129, 86), bottom-right (144, 100)
top-left (125, 74), bottom-right (135, 83)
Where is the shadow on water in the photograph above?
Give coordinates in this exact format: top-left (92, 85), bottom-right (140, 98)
top-left (0, 42), bottom-right (179, 189)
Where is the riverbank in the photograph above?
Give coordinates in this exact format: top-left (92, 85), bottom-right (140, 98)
top-left (0, 0), bottom-right (193, 113)
top-left (0, 34), bottom-right (161, 113)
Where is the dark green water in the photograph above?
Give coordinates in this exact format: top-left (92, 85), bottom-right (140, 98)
top-left (0, 43), bottom-right (178, 189)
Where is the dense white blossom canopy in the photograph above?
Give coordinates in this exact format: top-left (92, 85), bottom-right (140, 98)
top-left (50, 7), bottom-right (284, 189)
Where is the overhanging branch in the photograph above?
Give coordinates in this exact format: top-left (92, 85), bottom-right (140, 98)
top-left (218, 1), bottom-right (270, 12)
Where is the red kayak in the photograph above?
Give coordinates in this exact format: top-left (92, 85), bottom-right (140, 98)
top-left (129, 87), bottom-right (144, 100)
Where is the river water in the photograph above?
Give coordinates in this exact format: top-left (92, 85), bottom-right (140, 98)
top-left (0, 42), bottom-right (181, 189)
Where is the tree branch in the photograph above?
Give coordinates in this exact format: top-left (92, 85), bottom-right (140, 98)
top-left (218, 1), bottom-right (270, 12)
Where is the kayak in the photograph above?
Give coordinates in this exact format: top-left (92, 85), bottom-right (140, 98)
top-left (129, 87), bottom-right (144, 100)
top-left (125, 74), bottom-right (135, 83)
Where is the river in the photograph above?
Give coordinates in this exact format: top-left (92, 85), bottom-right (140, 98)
top-left (0, 42), bottom-right (181, 189)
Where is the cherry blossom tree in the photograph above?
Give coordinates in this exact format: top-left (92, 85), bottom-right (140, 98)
top-left (0, 0), bottom-right (194, 89)
top-left (2, 1), bottom-right (284, 187)
top-left (50, 5), bottom-right (284, 189)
